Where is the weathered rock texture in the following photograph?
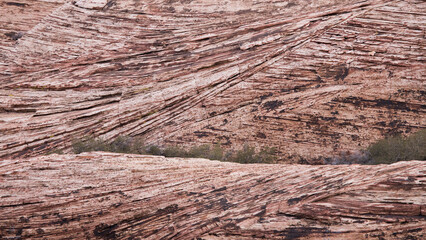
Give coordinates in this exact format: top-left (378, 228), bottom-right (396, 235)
top-left (1, 0), bottom-right (425, 162)
top-left (0, 153), bottom-right (425, 239)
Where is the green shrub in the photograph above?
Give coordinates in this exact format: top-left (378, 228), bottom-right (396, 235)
top-left (325, 129), bottom-right (425, 165)
top-left (129, 137), bottom-right (147, 154)
top-left (163, 145), bottom-right (188, 157)
top-left (72, 137), bottom-right (111, 154)
top-left (367, 129), bottom-right (425, 164)
top-left (72, 136), bottom-right (146, 154)
top-left (110, 136), bottom-right (133, 153)
top-left (188, 144), bottom-right (211, 158)
top-left (228, 144), bottom-right (277, 164)
top-left (256, 146), bottom-right (277, 163)
top-left (231, 144), bottom-right (256, 163)
top-left (146, 145), bottom-right (162, 155)
top-left (209, 143), bottom-right (224, 160)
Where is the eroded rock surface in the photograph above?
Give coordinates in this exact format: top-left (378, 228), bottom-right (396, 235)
top-left (0, 153), bottom-right (425, 239)
top-left (1, 0), bottom-right (425, 162)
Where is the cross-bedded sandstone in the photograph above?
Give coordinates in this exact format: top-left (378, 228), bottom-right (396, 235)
top-left (0, 153), bottom-right (424, 239)
top-left (0, 0), bottom-right (425, 162)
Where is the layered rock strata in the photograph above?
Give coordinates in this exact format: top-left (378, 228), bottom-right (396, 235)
top-left (0, 0), bottom-right (425, 161)
top-left (0, 153), bottom-right (425, 239)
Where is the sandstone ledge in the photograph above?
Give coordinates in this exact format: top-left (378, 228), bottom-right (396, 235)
top-left (1, 0), bottom-right (425, 162)
top-left (0, 152), bottom-right (424, 239)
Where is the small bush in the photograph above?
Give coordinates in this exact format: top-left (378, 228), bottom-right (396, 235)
top-left (256, 146), bottom-right (277, 163)
top-left (367, 129), bottom-right (425, 164)
top-left (230, 144), bottom-right (257, 163)
top-left (72, 136), bottom-right (145, 154)
top-left (129, 137), bottom-right (147, 154)
top-left (209, 143), bottom-right (224, 160)
top-left (325, 129), bottom-right (426, 165)
top-left (188, 144), bottom-right (212, 159)
top-left (72, 137), bottom-right (111, 154)
top-left (146, 145), bottom-right (162, 155)
top-left (110, 136), bottom-right (133, 153)
top-left (163, 145), bottom-right (187, 157)
top-left (228, 144), bottom-right (277, 164)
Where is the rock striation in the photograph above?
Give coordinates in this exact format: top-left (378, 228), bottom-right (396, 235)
top-left (0, 0), bottom-right (425, 162)
top-left (0, 153), bottom-right (425, 239)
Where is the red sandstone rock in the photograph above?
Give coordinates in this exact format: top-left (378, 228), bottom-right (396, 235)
top-left (0, 1), bottom-right (425, 238)
top-left (0, 1), bottom-right (425, 162)
top-left (0, 153), bottom-right (424, 239)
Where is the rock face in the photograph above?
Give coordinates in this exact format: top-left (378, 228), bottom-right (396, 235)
top-left (0, 153), bottom-right (425, 239)
top-left (0, 0), bottom-right (425, 162)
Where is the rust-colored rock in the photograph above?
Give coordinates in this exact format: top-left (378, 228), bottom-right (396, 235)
top-left (0, 153), bottom-right (425, 239)
top-left (0, 0), bottom-right (425, 162)
top-left (1, 1), bottom-right (425, 238)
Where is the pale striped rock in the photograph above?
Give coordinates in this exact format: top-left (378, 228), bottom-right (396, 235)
top-left (0, 153), bottom-right (424, 239)
top-left (0, 0), bottom-right (425, 163)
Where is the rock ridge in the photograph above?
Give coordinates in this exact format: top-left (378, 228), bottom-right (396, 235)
top-left (0, 152), bottom-right (425, 239)
top-left (0, 0), bottom-right (425, 162)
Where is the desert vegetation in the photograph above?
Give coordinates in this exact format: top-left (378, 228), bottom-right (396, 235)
top-left (367, 129), bottom-right (425, 164)
top-left (72, 136), bottom-right (277, 164)
top-left (326, 129), bottom-right (426, 165)
top-left (71, 129), bottom-right (425, 165)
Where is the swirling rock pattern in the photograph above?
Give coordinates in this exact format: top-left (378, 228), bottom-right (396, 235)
top-left (0, 153), bottom-right (425, 239)
top-left (0, 0), bottom-right (425, 162)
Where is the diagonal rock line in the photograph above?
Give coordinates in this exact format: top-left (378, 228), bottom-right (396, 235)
top-left (112, 0), bottom-right (399, 138)
top-left (0, 0), bottom-right (424, 160)
top-left (0, 153), bottom-right (424, 239)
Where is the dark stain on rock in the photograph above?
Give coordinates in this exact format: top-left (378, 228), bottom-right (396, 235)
top-left (255, 205), bottom-right (267, 217)
top-left (286, 2), bottom-right (297, 7)
top-left (5, 2), bottom-right (28, 7)
top-left (102, 0), bottom-right (116, 10)
top-left (4, 31), bottom-right (24, 41)
top-left (320, 116), bottom-right (337, 121)
top-left (287, 195), bottom-right (306, 206)
top-left (218, 198), bottom-right (232, 211)
top-left (280, 85), bottom-right (308, 93)
top-left (112, 202), bottom-right (122, 208)
top-left (351, 135), bottom-right (360, 141)
top-left (211, 186), bottom-right (227, 193)
top-left (407, 176), bottom-right (415, 182)
top-left (260, 93), bottom-right (273, 101)
top-left (263, 100), bottom-right (283, 111)
top-left (194, 131), bottom-right (209, 138)
top-left (19, 216), bottom-right (29, 223)
top-left (280, 227), bottom-right (329, 239)
top-left (218, 135), bottom-right (231, 145)
top-left (340, 97), bottom-right (422, 112)
top-left (50, 212), bottom-right (72, 225)
top-left (156, 204), bottom-right (179, 214)
top-left (256, 132), bottom-right (266, 139)
top-left (93, 223), bottom-right (118, 240)
top-left (335, 66), bottom-right (349, 81)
